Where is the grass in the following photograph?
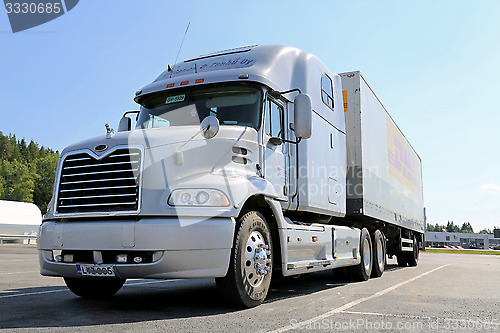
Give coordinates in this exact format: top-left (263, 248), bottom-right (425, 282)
top-left (424, 248), bottom-right (500, 255)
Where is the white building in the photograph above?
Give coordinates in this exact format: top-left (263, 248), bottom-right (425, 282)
top-left (425, 231), bottom-right (500, 249)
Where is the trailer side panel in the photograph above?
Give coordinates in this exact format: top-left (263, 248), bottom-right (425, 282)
top-left (341, 71), bottom-right (424, 233)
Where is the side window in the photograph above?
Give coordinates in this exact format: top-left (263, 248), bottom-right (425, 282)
top-left (265, 99), bottom-right (284, 138)
top-left (321, 74), bottom-right (334, 110)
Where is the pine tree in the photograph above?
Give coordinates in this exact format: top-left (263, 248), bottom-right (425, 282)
top-left (0, 132), bottom-right (59, 213)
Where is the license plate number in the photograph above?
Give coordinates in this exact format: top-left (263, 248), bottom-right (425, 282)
top-left (76, 264), bottom-right (115, 277)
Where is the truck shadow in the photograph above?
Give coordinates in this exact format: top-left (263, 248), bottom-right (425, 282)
top-left (0, 264), bottom-right (402, 329)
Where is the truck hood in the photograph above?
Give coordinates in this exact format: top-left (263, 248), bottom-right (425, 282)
top-left (46, 125), bottom-right (265, 220)
top-left (60, 126), bottom-right (258, 156)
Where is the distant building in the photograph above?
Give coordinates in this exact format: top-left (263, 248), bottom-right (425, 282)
top-left (0, 200), bottom-right (41, 242)
top-left (425, 231), bottom-right (500, 249)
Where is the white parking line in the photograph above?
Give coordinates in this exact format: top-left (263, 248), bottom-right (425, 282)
top-left (341, 310), bottom-right (433, 320)
top-left (340, 310), bottom-right (500, 324)
top-left (0, 271), bottom-right (39, 275)
top-left (0, 279), bottom-right (183, 299)
top-left (0, 289), bottom-right (68, 299)
top-left (124, 279), bottom-right (182, 286)
top-left (267, 264), bottom-right (450, 333)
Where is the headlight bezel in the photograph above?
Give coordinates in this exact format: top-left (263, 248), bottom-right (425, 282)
top-left (167, 188), bottom-right (230, 207)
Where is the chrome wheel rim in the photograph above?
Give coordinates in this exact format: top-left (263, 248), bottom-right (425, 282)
top-left (377, 238), bottom-right (384, 270)
top-left (363, 238), bottom-right (371, 273)
top-left (244, 231), bottom-right (271, 287)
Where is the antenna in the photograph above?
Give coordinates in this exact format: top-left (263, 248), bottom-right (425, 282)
top-left (170, 22), bottom-right (191, 78)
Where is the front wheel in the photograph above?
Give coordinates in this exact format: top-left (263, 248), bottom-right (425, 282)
top-left (64, 277), bottom-right (125, 298)
top-left (216, 211), bottom-right (273, 308)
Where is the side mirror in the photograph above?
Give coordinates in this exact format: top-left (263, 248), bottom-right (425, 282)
top-left (294, 93), bottom-right (312, 139)
top-left (118, 116), bottom-right (132, 132)
top-left (269, 137), bottom-right (283, 146)
top-left (200, 116), bottom-right (220, 139)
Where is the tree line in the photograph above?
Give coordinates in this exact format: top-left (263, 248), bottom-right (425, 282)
top-left (0, 131), bottom-right (59, 214)
top-left (426, 221), bottom-right (498, 234)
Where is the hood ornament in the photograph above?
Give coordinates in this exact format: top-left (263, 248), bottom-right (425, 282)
top-left (105, 123), bottom-right (115, 139)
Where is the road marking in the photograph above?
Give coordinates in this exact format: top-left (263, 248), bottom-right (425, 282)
top-left (0, 289), bottom-right (68, 299)
top-left (340, 310), bottom-right (500, 324)
top-left (0, 271), bottom-right (39, 275)
top-left (0, 279), bottom-right (183, 299)
top-left (341, 310), bottom-right (434, 320)
top-left (267, 264), bottom-right (450, 333)
top-left (124, 279), bottom-right (182, 286)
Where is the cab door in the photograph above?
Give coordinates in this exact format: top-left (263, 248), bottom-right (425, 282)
top-left (263, 97), bottom-right (287, 201)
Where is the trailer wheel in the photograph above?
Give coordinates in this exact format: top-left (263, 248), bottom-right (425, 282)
top-left (396, 253), bottom-right (408, 267)
top-left (216, 211), bottom-right (272, 308)
top-left (405, 236), bottom-right (419, 267)
top-left (64, 277), bottom-right (125, 298)
top-left (371, 230), bottom-right (386, 278)
top-left (349, 228), bottom-right (372, 281)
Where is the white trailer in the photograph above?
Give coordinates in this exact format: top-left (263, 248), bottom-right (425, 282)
top-left (38, 45), bottom-right (424, 307)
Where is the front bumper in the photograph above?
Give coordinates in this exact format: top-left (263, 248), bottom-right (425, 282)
top-left (38, 217), bottom-right (235, 279)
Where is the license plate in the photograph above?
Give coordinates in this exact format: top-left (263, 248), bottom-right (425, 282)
top-left (76, 264), bottom-right (115, 277)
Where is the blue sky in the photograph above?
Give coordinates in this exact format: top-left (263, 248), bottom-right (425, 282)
top-left (1, 0), bottom-right (500, 231)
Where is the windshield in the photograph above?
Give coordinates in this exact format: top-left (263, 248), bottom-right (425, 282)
top-left (136, 84), bottom-right (262, 130)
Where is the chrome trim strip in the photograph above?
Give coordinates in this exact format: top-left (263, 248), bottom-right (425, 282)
top-left (61, 193), bottom-right (137, 200)
top-left (62, 168), bottom-right (139, 178)
top-left (60, 185), bottom-right (137, 192)
top-left (60, 177), bottom-right (137, 185)
top-left (64, 160), bottom-right (139, 170)
top-left (58, 201), bottom-right (137, 208)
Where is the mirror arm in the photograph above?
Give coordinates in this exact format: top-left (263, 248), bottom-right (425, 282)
top-left (174, 125), bottom-right (209, 166)
top-left (268, 88), bottom-right (302, 102)
top-left (281, 137), bottom-right (302, 145)
top-left (122, 110), bottom-right (140, 121)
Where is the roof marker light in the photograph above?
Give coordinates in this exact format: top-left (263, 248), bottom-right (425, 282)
top-left (180, 81), bottom-right (189, 85)
top-left (167, 83), bottom-right (175, 88)
top-left (195, 79), bottom-right (204, 83)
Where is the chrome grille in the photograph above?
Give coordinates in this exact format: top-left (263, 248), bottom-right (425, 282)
top-left (56, 148), bottom-right (141, 214)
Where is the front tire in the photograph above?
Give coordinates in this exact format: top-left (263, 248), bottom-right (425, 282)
top-left (64, 277), bottom-right (125, 299)
top-left (216, 211), bottom-right (273, 308)
top-left (349, 228), bottom-right (372, 281)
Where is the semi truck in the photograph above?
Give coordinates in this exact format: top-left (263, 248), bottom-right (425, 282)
top-left (38, 45), bottom-right (424, 308)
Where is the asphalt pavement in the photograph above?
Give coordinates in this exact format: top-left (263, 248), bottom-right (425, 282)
top-left (1, 245), bottom-right (499, 332)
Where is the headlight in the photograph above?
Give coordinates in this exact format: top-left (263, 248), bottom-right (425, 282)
top-left (168, 189), bottom-right (230, 207)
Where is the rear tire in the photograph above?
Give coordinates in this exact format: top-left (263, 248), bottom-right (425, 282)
top-left (405, 236), bottom-right (419, 267)
top-left (349, 228), bottom-right (372, 281)
top-left (371, 230), bottom-right (386, 278)
top-left (216, 211), bottom-right (273, 308)
top-left (64, 277), bottom-right (125, 298)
